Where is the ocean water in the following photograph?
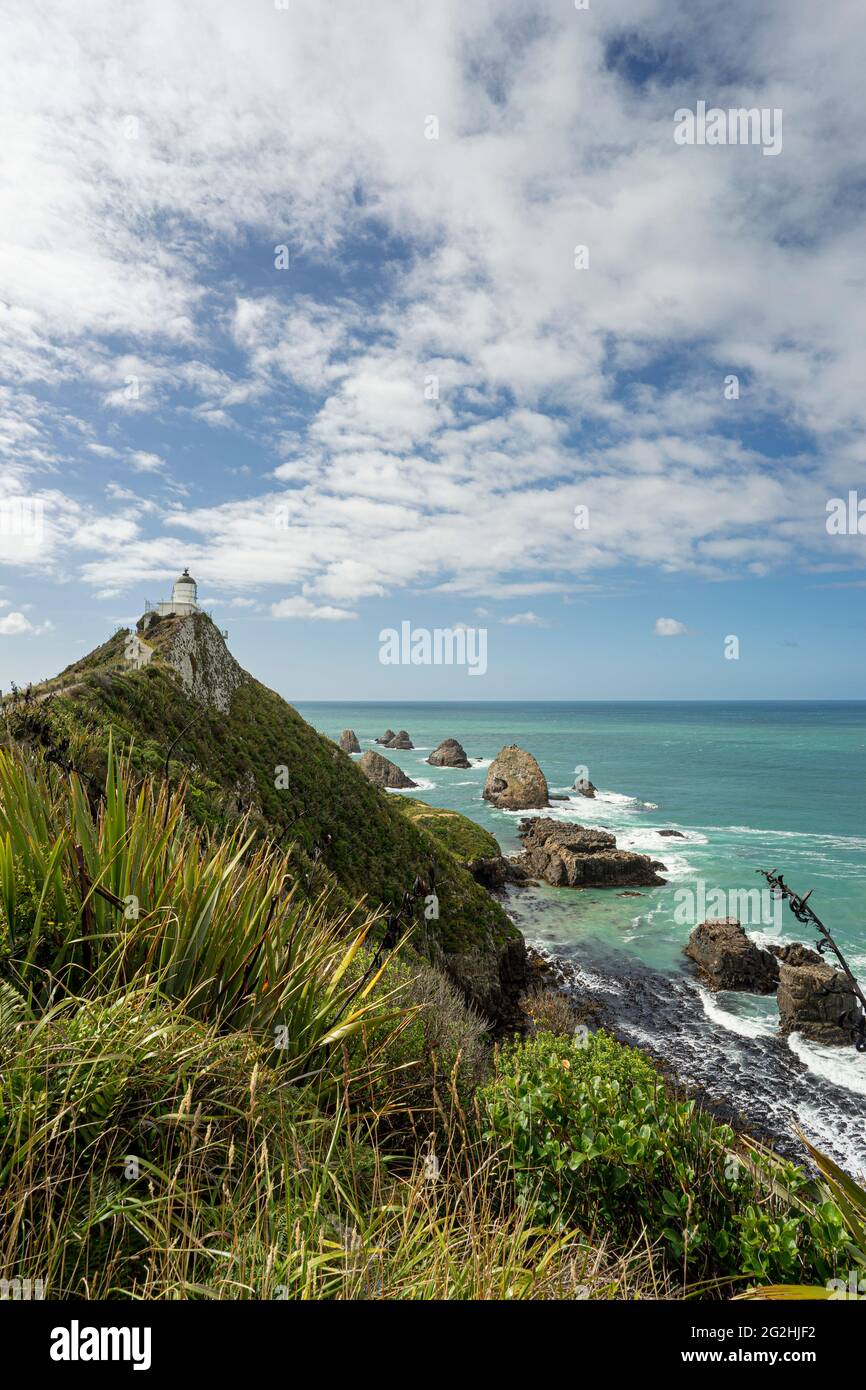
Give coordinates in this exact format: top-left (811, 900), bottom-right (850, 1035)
top-left (296, 701), bottom-right (866, 1169)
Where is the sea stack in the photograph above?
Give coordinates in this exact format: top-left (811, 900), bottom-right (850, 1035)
top-left (573, 776), bottom-right (597, 798)
top-left (483, 745), bottom-right (549, 810)
top-left (684, 919), bottom-right (779, 993)
top-left (776, 959), bottom-right (863, 1046)
top-left (385, 729), bottom-right (414, 749)
top-left (339, 729), bottom-right (361, 753)
top-left (376, 729), bottom-right (396, 745)
top-left (358, 749), bottom-right (417, 789)
top-left (427, 737), bottom-right (471, 768)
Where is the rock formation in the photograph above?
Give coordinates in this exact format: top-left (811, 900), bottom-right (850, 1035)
top-left (427, 737), bottom-right (471, 768)
top-left (516, 817), bottom-right (667, 888)
top-left (573, 777), bottom-right (597, 798)
top-left (658, 829), bottom-right (686, 838)
top-left (165, 613), bottom-right (245, 714)
top-left (375, 729), bottom-right (396, 745)
top-left (339, 729), bottom-right (361, 753)
top-left (357, 749), bottom-right (417, 789)
top-left (777, 959), bottom-right (863, 1045)
top-left (483, 745), bottom-right (549, 810)
top-left (385, 729), bottom-right (414, 749)
top-left (684, 918), bottom-right (779, 993)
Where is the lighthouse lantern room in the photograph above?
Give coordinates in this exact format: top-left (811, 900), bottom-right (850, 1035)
top-left (155, 569), bottom-right (200, 617)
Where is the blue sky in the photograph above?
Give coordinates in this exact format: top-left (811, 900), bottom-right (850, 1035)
top-left (1, 0), bottom-right (864, 699)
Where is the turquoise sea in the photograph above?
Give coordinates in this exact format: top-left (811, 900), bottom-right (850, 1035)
top-left (296, 701), bottom-right (866, 1169)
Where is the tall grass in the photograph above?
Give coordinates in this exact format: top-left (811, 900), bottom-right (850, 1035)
top-left (1, 742), bottom-right (655, 1300)
top-left (0, 741), bottom-right (854, 1301)
top-left (0, 970), bottom-right (666, 1299)
top-left (0, 741), bottom-right (399, 1066)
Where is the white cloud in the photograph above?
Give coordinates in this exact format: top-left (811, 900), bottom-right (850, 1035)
top-left (501, 611), bottom-right (548, 627)
top-left (0, 610), bottom-right (51, 635)
top-left (270, 596), bottom-right (357, 621)
top-left (128, 451), bottom-right (165, 473)
top-left (654, 617), bottom-right (688, 637)
top-left (0, 0), bottom-right (864, 611)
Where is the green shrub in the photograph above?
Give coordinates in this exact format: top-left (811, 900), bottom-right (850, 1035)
top-left (479, 1029), bottom-right (850, 1286)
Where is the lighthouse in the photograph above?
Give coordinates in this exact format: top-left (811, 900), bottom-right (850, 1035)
top-left (155, 568), bottom-right (200, 617)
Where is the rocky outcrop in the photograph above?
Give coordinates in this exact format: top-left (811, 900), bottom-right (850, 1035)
top-left (467, 854), bottom-right (529, 891)
top-left (375, 729), bottom-right (396, 745)
top-left (770, 942), bottom-right (823, 969)
top-left (165, 613), bottom-right (245, 714)
top-left (441, 934), bottom-right (528, 1036)
top-left (385, 729), bottom-right (414, 749)
top-left (357, 749), bottom-right (417, 789)
top-left (517, 817), bottom-right (666, 888)
top-left (658, 829), bottom-right (686, 839)
top-left (573, 777), bottom-right (597, 798)
top-left (777, 960), bottom-right (863, 1045)
top-left (339, 729), bottom-right (361, 753)
top-left (427, 737), bottom-right (471, 768)
top-left (483, 745), bottom-right (549, 810)
top-left (685, 919), bottom-right (779, 993)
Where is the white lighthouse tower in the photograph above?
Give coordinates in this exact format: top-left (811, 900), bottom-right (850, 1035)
top-left (155, 568), bottom-right (200, 617)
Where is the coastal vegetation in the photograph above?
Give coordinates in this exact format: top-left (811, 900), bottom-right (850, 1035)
top-left (1, 615), bottom-right (862, 1301)
top-left (0, 739), bottom-right (862, 1300)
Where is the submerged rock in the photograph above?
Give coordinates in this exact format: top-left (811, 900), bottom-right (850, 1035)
top-left (777, 960), bottom-right (863, 1046)
top-left (339, 729), bottom-right (361, 753)
top-left (685, 919), bottom-right (779, 993)
top-left (658, 829), bottom-right (686, 838)
top-left (357, 749), bottom-right (417, 789)
top-left (516, 817), bottom-right (666, 888)
top-left (385, 729), bottom-right (414, 749)
top-left (483, 745), bottom-right (549, 810)
top-left (427, 737), bottom-right (471, 768)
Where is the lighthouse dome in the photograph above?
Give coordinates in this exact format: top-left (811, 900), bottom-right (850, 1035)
top-left (172, 569), bottom-right (197, 603)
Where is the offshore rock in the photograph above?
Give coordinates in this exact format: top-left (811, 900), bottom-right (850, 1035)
top-left (777, 960), bottom-right (863, 1046)
top-left (427, 737), bottom-right (471, 768)
top-left (385, 729), bottom-right (414, 749)
top-left (517, 817), bottom-right (666, 888)
top-left (685, 919), bottom-right (779, 993)
top-left (339, 729), bottom-right (361, 753)
top-left (483, 745), bottom-right (549, 810)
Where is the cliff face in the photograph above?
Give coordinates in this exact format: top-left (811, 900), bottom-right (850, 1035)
top-left (165, 614), bottom-right (245, 714)
top-left (137, 611), bottom-right (245, 714)
top-left (9, 612), bottom-right (527, 1030)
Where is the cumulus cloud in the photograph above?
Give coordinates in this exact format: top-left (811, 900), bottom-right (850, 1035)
top-left (654, 617), bottom-right (688, 637)
top-left (0, 0), bottom-right (864, 611)
top-left (0, 610), bottom-right (51, 635)
top-left (270, 596), bottom-right (357, 621)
